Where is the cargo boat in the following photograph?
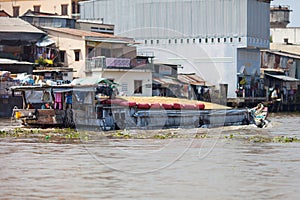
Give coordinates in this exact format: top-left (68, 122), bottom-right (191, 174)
top-left (11, 80), bottom-right (266, 130)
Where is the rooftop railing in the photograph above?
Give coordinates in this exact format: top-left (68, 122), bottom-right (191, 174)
top-left (86, 56), bottom-right (153, 72)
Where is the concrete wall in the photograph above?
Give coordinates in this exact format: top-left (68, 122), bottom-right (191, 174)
top-left (271, 28), bottom-right (300, 44)
top-left (46, 30), bottom-right (86, 78)
top-left (136, 39), bottom-right (238, 98)
top-left (90, 70), bottom-right (153, 97)
top-left (80, 0), bottom-right (271, 98)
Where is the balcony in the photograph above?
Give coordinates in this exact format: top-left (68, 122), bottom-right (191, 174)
top-left (85, 56), bottom-right (106, 71)
top-left (85, 56), bottom-right (153, 72)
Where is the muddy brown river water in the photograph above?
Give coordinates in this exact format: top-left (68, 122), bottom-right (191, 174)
top-left (0, 113), bottom-right (300, 199)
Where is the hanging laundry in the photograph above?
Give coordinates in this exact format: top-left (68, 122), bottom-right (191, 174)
top-left (54, 92), bottom-right (62, 110)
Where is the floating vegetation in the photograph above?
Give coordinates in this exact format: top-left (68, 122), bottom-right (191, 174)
top-left (194, 134), bottom-right (208, 139)
top-left (1, 127), bottom-right (300, 144)
top-left (248, 135), bottom-right (272, 143)
top-left (153, 134), bottom-right (166, 139)
top-left (246, 135), bottom-right (300, 143)
top-left (272, 136), bottom-right (300, 143)
top-left (111, 130), bottom-right (132, 139)
top-left (224, 134), bottom-right (234, 139)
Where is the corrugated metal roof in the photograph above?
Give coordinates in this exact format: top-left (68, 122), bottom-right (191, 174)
top-left (0, 58), bottom-right (34, 65)
top-left (263, 50), bottom-right (300, 60)
top-left (0, 18), bottom-right (46, 45)
top-left (178, 74), bottom-right (206, 85)
top-left (153, 77), bottom-right (180, 86)
top-left (265, 73), bottom-right (300, 82)
top-left (44, 27), bottom-right (120, 38)
top-left (36, 38), bottom-right (55, 47)
top-left (0, 17), bottom-right (45, 34)
top-left (71, 77), bottom-right (113, 86)
top-left (270, 43), bottom-right (300, 55)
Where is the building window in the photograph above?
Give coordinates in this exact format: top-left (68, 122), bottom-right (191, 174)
top-left (61, 4), bottom-right (68, 15)
top-left (13, 6), bottom-right (20, 17)
top-left (59, 51), bottom-right (66, 62)
top-left (205, 38), bottom-right (208, 43)
top-left (77, 4), bottom-right (80, 14)
top-left (218, 38), bottom-right (220, 43)
top-left (145, 40), bottom-right (147, 44)
top-left (193, 38), bottom-right (195, 43)
top-left (74, 50), bottom-right (80, 61)
top-left (134, 80), bottom-right (143, 94)
top-left (211, 38), bottom-right (214, 43)
top-left (168, 39), bottom-right (171, 44)
top-left (151, 40), bottom-right (153, 44)
top-left (199, 38), bottom-right (201, 43)
top-left (224, 38), bottom-right (227, 43)
top-left (230, 38), bottom-right (233, 43)
top-left (187, 39), bottom-right (189, 43)
top-left (72, 1), bottom-right (76, 14)
top-left (33, 5), bottom-right (40, 12)
top-left (181, 39), bottom-right (183, 43)
top-left (238, 38), bottom-right (242, 42)
top-left (175, 39), bottom-right (177, 44)
top-left (157, 40), bottom-right (159, 44)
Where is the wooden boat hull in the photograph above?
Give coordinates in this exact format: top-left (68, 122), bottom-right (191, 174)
top-left (13, 108), bottom-right (74, 127)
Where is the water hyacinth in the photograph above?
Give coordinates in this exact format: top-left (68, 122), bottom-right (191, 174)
top-left (1, 127), bottom-right (300, 143)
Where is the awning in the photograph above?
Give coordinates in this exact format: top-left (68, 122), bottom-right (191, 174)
top-left (177, 74), bottom-right (207, 85)
top-left (33, 69), bottom-right (73, 73)
top-left (0, 18), bottom-right (46, 45)
top-left (263, 50), bottom-right (300, 60)
top-left (36, 38), bottom-right (55, 47)
top-left (71, 77), bottom-right (114, 86)
top-left (10, 85), bottom-right (72, 91)
top-left (237, 65), bottom-right (248, 76)
top-left (52, 87), bottom-right (73, 93)
top-left (153, 77), bottom-right (181, 86)
top-left (265, 73), bottom-right (300, 82)
top-left (0, 58), bottom-right (34, 65)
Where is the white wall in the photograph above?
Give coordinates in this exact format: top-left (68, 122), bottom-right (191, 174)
top-left (80, 0), bottom-right (271, 98)
top-left (271, 28), bottom-right (300, 44)
top-left (90, 70), bottom-right (153, 96)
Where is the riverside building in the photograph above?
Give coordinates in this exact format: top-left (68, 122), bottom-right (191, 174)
top-left (79, 0), bottom-right (272, 98)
